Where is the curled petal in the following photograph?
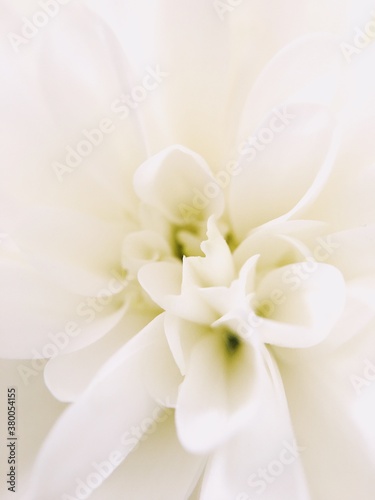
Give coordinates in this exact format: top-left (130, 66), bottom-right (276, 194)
top-left (254, 263), bottom-right (346, 348)
top-left (122, 230), bottom-right (173, 275)
top-left (200, 366), bottom-right (309, 500)
top-left (28, 316), bottom-right (168, 499)
top-left (139, 261), bottom-right (218, 324)
top-left (9, 207), bottom-right (126, 297)
top-left (230, 103), bottom-right (339, 241)
top-left (133, 145), bottom-right (224, 225)
top-left (175, 330), bottom-right (265, 454)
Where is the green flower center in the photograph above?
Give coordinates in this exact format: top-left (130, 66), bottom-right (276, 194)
top-left (224, 331), bottom-right (241, 356)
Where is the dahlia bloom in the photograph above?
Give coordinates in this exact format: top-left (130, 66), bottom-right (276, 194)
top-left (1, 1), bottom-right (375, 499)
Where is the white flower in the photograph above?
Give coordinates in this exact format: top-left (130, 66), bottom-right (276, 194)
top-left (1, 1), bottom-right (375, 499)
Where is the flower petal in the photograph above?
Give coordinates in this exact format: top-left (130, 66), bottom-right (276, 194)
top-left (0, 358), bottom-right (66, 498)
top-left (0, 1), bottom-right (147, 225)
top-left (0, 253), bottom-right (129, 358)
top-left (164, 316), bottom-right (208, 377)
top-left (187, 217), bottom-right (235, 288)
top-left (236, 33), bottom-right (343, 143)
top-left (28, 316), bottom-right (166, 499)
top-left (138, 261), bottom-right (182, 308)
top-left (229, 103), bottom-right (338, 241)
top-left (133, 145), bottom-right (224, 225)
top-left (200, 350), bottom-right (309, 500)
top-left (0, 256), bottom-right (79, 358)
top-left (44, 310), bottom-right (156, 402)
top-left (279, 347), bottom-right (375, 500)
top-left (149, 1), bottom-right (232, 167)
top-left (10, 206), bottom-right (126, 297)
top-left (233, 220), bottom-right (328, 272)
top-left (122, 230), bottom-right (173, 275)
top-left (88, 414), bottom-right (205, 500)
top-left (141, 315), bottom-right (184, 407)
top-left (321, 226), bottom-right (375, 281)
top-left (306, 44), bottom-right (375, 229)
top-left (175, 329), bottom-right (265, 454)
top-left (139, 261), bottom-right (218, 324)
top-left (254, 263), bottom-right (346, 348)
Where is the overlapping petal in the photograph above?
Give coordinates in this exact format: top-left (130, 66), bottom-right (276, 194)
top-left (254, 263), bottom-right (346, 348)
top-left (229, 103), bottom-right (339, 241)
top-left (175, 328), bottom-right (265, 454)
top-left (200, 364), bottom-right (309, 500)
top-left (134, 145), bottom-right (225, 226)
top-left (28, 316), bottom-right (167, 499)
top-left (2, 1), bottom-right (375, 499)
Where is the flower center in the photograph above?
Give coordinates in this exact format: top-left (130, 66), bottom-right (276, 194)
top-left (172, 223), bottom-right (203, 259)
top-left (224, 331), bottom-right (242, 356)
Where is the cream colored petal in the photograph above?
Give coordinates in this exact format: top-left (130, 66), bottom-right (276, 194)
top-left (229, 103), bottom-right (338, 241)
top-left (254, 263), bottom-right (346, 348)
top-left (175, 330), bottom-right (265, 454)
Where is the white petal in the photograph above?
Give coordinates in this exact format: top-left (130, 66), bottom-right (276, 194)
top-left (279, 347), bottom-right (375, 500)
top-left (233, 220), bottom-right (328, 273)
top-left (89, 415), bottom-right (205, 500)
top-left (321, 226), bottom-right (375, 280)
top-left (141, 315), bottom-right (184, 407)
top-left (139, 261), bottom-right (218, 324)
top-left (0, 2), bottom-right (147, 223)
top-left (0, 255), bottom-right (127, 358)
top-left (236, 33), bottom-right (343, 143)
top-left (44, 310), bottom-right (156, 402)
top-left (176, 331), bottom-right (264, 454)
top-left (122, 230), bottom-right (173, 275)
top-left (0, 256), bottom-right (79, 358)
top-left (164, 316), bottom-right (208, 377)
top-left (10, 206), bottom-right (126, 296)
top-left (201, 350), bottom-right (309, 500)
top-left (255, 263), bottom-right (346, 348)
top-left (28, 316), bottom-right (166, 499)
top-left (224, 20), bottom-right (343, 162)
top-left (306, 45), bottom-right (375, 229)
top-left (0, 359), bottom-right (66, 498)
top-left (148, 1), bottom-right (232, 167)
top-left (187, 217), bottom-right (235, 288)
top-left (138, 261), bottom-right (183, 309)
top-left (230, 103), bottom-right (338, 241)
top-left (133, 145), bottom-right (224, 225)
top-left (198, 254), bottom-right (260, 323)
top-left (273, 281), bottom-right (375, 365)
